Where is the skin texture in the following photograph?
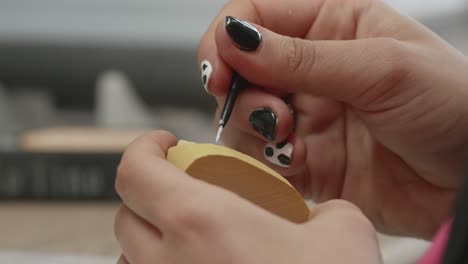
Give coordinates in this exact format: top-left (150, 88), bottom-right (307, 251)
top-left (114, 131), bottom-right (381, 264)
top-left (197, 0), bottom-right (468, 239)
top-left (113, 0), bottom-right (468, 262)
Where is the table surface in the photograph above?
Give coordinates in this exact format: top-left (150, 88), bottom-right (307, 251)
top-left (0, 201), bottom-right (432, 263)
top-left (0, 202), bottom-right (120, 256)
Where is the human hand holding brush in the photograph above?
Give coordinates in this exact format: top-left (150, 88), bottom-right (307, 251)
top-left (198, 0), bottom-right (468, 239)
top-left (113, 0), bottom-right (468, 263)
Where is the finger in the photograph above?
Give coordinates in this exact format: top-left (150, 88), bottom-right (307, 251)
top-left (117, 130), bottom-right (295, 241)
top-left (116, 255), bottom-right (130, 264)
top-left (115, 131), bottom-right (205, 229)
top-left (291, 93), bottom-right (344, 136)
top-left (306, 200), bottom-right (376, 241)
top-left (215, 17), bottom-right (417, 111)
top-left (308, 199), bottom-right (363, 219)
top-left (221, 121), bottom-right (306, 176)
top-left (197, 0), bottom-right (323, 95)
top-left (198, 0), bottom-right (419, 97)
top-left (301, 200), bottom-right (380, 263)
top-left (114, 206), bottom-right (164, 264)
top-left (214, 86), bottom-right (294, 143)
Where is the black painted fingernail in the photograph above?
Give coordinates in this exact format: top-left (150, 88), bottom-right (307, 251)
top-left (225, 16), bottom-right (262, 51)
top-left (249, 108), bottom-right (277, 141)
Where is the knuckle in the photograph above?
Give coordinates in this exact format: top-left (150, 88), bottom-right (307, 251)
top-left (381, 38), bottom-right (412, 81)
top-left (113, 205), bottom-right (126, 240)
top-left (147, 130), bottom-right (175, 142)
top-left (282, 37), bottom-right (316, 83)
top-left (326, 199), bottom-right (362, 213)
top-left (114, 159), bottom-right (131, 197)
top-left (114, 129), bottom-right (174, 197)
top-left (357, 38), bottom-right (413, 107)
top-left (282, 37), bottom-right (303, 73)
top-left (114, 138), bottom-right (145, 197)
top-left (353, 38), bottom-right (414, 108)
top-left (139, 130), bottom-right (176, 150)
top-left (161, 191), bottom-right (218, 239)
top-left (346, 210), bottom-right (375, 233)
top-left (327, 200), bottom-right (375, 231)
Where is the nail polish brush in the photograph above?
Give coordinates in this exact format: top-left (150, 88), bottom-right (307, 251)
top-left (215, 72), bottom-right (248, 143)
top-left (215, 16), bottom-right (262, 143)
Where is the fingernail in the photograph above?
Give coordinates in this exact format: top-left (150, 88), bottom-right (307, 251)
top-left (200, 60), bottom-right (213, 93)
top-left (225, 16), bottom-right (262, 51)
top-left (264, 140), bottom-right (293, 168)
top-left (249, 108), bottom-right (277, 141)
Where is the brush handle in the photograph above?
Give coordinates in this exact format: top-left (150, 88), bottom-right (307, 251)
top-left (219, 72), bottom-right (249, 126)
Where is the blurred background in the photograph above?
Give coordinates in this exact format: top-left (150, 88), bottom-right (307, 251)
top-left (0, 0), bottom-right (467, 263)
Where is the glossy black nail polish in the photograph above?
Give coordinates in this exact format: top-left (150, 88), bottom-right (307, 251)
top-left (225, 16), bottom-right (262, 51)
top-left (277, 154), bottom-right (291, 166)
top-left (249, 108), bottom-right (277, 141)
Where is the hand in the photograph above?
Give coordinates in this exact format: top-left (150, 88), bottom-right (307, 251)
top-left (198, 0), bottom-right (468, 239)
top-left (114, 131), bottom-right (381, 264)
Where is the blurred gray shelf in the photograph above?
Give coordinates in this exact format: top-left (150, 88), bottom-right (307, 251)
top-left (0, 0), bottom-right (227, 110)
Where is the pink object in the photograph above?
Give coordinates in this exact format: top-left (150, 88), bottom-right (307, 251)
top-left (417, 219), bottom-right (453, 264)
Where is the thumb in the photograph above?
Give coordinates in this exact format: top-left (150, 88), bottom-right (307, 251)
top-left (215, 16), bottom-right (412, 110)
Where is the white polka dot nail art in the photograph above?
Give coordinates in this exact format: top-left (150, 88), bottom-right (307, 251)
top-left (264, 140), bottom-right (293, 168)
top-left (200, 60), bottom-right (213, 93)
